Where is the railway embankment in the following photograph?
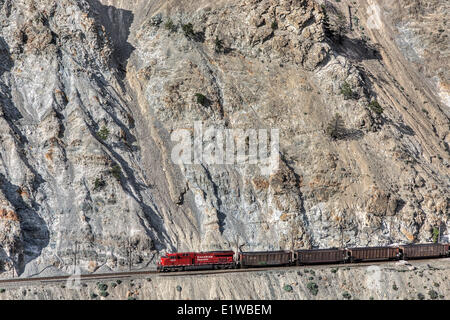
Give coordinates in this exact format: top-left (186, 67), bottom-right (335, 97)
top-left (0, 259), bottom-right (448, 300)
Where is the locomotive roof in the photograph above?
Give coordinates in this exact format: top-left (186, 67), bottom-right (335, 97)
top-left (167, 250), bottom-right (234, 254)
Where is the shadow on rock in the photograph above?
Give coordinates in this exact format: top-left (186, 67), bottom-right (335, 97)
top-left (0, 38), bottom-right (50, 276)
top-left (0, 174), bottom-right (50, 276)
top-left (88, 0), bottom-right (136, 75)
top-left (342, 128), bottom-right (365, 141)
top-left (0, 37), bottom-right (13, 77)
top-left (333, 37), bottom-right (383, 63)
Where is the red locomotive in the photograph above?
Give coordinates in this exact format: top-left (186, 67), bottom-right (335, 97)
top-left (158, 251), bottom-right (235, 272)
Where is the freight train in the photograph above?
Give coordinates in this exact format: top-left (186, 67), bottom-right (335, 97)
top-left (157, 243), bottom-right (450, 272)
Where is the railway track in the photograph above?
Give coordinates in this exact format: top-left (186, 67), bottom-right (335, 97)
top-left (0, 270), bottom-right (156, 286)
top-left (1, 257), bottom-right (448, 287)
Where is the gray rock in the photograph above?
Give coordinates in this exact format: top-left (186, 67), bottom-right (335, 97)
top-left (0, 0), bottom-right (448, 277)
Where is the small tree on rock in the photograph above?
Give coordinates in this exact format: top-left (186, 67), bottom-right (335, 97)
top-left (164, 19), bottom-right (177, 33)
top-left (182, 23), bottom-right (195, 39)
top-left (214, 37), bottom-right (224, 53)
top-left (340, 82), bottom-right (355, 100)
top-left (195, 93), bottom-right (208, 107)
top-left (321, 5), bottom-right (332, 38)
top-left (98, 125), bottom-right (110, 140)
top-left (326, 113), bottom-right (346, 140)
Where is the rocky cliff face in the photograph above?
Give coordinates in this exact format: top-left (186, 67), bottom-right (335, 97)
top-left (0, 0), bottom-right (448, 277)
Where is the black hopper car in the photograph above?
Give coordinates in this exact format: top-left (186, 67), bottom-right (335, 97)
top-left (239, 243), bottom-right (449, 268)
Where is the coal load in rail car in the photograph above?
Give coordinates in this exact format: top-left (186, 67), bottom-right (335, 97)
top-left (399, 243), bottom-right (447, 259)
top-left (239, 251), bottom-right (292, 268)
top-left (297, 248), bottom-right (346, 265)
top-left (347, 246), bottom-right (399, 262)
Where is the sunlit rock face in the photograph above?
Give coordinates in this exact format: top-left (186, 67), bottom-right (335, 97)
top-left (0, 0), bottom-right (448, 277)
